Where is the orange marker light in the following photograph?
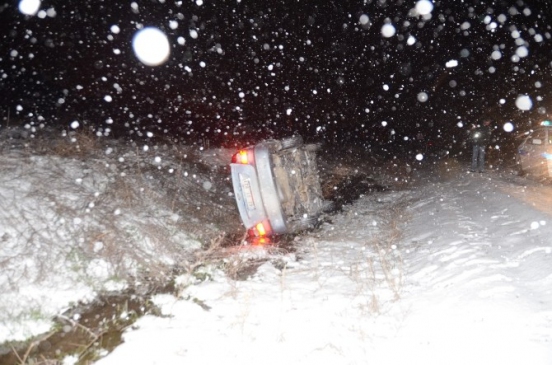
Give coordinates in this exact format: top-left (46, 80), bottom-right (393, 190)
top-left (255, 222), bottom-right (267, 237)
top-left (238, 150), bottom-right (248, 164)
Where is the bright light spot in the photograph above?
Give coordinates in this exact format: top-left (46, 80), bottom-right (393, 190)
top-left (18, 0), bottom-right (40, 16)
top-left (535, 81), bottom-right (542, 88)
top-left (154, 156), bottom-right (161, 163)
top-left (132, 27), bottom-right (170, 66)
top-left (531, 221), bottom-right (540, 230)
top-left (359, 14), bottom-right (369, 25)
top-left (491, 50), bottom-right (502, 60)
top-left (177, 37), bottom-right (185, 45)
top-left (516, 46), bottom-right (529, 58)
top-left (286, 108), bottom-right (292, 116)
top-left (416, 153), bottom-right (424, 161)
top-left (417, 92), bottom-right (429, 102)
top-left (169, 20), bottom-right (178, 30)
top-left (199, 61), bottom-right (206, 68)
top-left (383, 84), bottom-right (389, 91)
top-left (499, 98), bottom-right (506, 104)
top-left (104, 95), bottom-right (112, 102)
top-left (515, 95), bottom-right (533, 111)
top-left (189, 29), bottom-right (198, 39)
top-left (238, 91), bottom-right (245, 98)
top-left (445, 59), bottom-right (458, 68)
top-left (460, 21), bottom-right (471, 30)
top-left (381, 121), bottom-right (388, 127)
top-left (457, 121), bottom-right (463, 128)
top-left (202, 181), bottom-right (212, 191)
top-left (110, 25), bottom-right (120, 34)
top-left (503, 122), bottom-right (514, 132)
top-left (415, 0), bottom-right (434, 15)
top-left (46, 7), bottom-right (56, 17)
top-left (71, 121), bottom-right (80, 129)
top-left (381, 23), bottom-right (396, 38)
top-left (407, 35), bottom-right (416, 45)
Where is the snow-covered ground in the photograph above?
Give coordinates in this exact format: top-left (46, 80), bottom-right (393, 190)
top-left (95, 161), bottom-right (552, 364)
top-left (1, 136), bottom-right (551, 364)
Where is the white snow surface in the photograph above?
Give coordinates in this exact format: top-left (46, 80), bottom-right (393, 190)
top-left (1, 140), bottom-right (551, 364)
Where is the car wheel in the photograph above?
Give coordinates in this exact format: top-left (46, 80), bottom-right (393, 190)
top-left (280, 135), bottom-right (304, 150)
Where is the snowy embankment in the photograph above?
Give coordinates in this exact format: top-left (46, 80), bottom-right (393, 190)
top-left (96, 166), bottom-right (552, 365)
top-left (0, 135), bottom-right (237, 345)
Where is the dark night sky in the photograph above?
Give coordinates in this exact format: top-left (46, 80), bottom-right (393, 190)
top-left (1, 0), bottom-right (552, 151)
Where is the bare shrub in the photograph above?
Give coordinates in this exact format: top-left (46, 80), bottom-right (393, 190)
top-left (48, 130), bottom-right (101, 159)
top-left (0, 132), bottom-right (243, 327)
top-left (366, 199), bottom-right (409, 302)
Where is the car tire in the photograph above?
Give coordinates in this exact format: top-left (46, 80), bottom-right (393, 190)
top-left (280, 135), bottom-right (304, 150)
top-left (288, 216), bottom-right (318, 231)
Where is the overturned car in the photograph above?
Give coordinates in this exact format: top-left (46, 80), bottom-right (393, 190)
top-left (230, 135), bottom-right (328, 237)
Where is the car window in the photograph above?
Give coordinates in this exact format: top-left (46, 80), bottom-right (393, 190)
top-left (530, 129), bottom-right (546, 145)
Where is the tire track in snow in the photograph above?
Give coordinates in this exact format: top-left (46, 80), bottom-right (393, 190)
top-left (393, 170), bottom-right (552, 362)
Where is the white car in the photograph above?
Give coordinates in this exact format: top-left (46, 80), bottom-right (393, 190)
top-left (517, 121), bottom-right (552, 178)
top-left (230, 135), bottom-right (328, 238)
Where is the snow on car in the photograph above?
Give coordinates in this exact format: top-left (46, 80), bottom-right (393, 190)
top-left (230, 135), bottom-right (328, 237)
top-left (517, 120), bottom-right (552, 178)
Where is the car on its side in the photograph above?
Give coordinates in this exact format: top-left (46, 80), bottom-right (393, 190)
top-left (230, 135), bottom-right (328, 238)
top-left (517, 120), bottom-right (552, 178)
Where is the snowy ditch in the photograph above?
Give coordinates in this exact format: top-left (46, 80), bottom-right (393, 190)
top-left (0, 135), bottom-right (242, 361)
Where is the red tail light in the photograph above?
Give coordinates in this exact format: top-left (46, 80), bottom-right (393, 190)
top-left (248, 221), bottom-right (272, 237)
top-left (232, 150), bottom-right (249, 164)
top-left (252, 236), bottom-right (271, 246)
top-left (255, 222), bottom-right (267, 236)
